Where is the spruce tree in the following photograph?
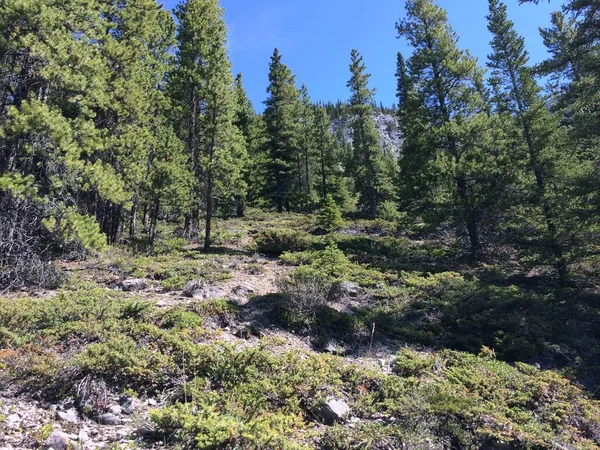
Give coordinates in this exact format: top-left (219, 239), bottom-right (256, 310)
top-left (347, 49), bottom-right (397, 217)
top-left (487, 0), bottom-right (569, 281)
top-left (316, 194), bottom-right (345, 232)
top-left (173, 0), bottom-right (246, 250)
top-left (263, 48), bottom-right (302, 213)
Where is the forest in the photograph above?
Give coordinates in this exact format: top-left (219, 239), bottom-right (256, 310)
top-left (0, 0), bottom-right (599, 448)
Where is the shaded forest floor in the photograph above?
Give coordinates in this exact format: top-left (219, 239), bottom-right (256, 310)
top-left (1, 210), bottom-right (600, 449)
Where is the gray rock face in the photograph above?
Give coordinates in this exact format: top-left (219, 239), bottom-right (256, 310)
top-left (95, 413), bottom-right (123, 425)
top-left (55, 408), bottom-right (79, 424)
top-left (331, 112), bottom-right (403, 157)
top-left (183, 280), bottom-right (225, 300)
top-left (43, 431), bottom-right (71, 450)
top-left (319, 399), bottom-right (351, 425)
top-left (120, 278), bottom-right (146, 292)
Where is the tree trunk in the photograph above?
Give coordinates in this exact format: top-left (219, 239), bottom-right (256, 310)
top-left (204, 178), bottom-right (213, 251)
top-left (129, 191), bottom-right (139, 241)
top-left (149, 198), bottom-right (160, 245)
top-left (456, 176), bottom-right (480, 258)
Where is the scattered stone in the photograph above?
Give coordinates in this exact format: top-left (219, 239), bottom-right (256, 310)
top-left (5, 413), bottom-right (21, 430)
top-left (319, 399), bottom-right (351, 425)
top-left (322, 340), bottom-right (345, 355)
top-left (96, 413), bottom-right (123, 426)
top-left (183, 281), bottom-right (225, 300)
top-left (119, 397), bottom-right (135, 415)
top-left (155, 300), bottom-right (169, 308)
top-left (183, 280), bottom-right (206, 297)
top-left (329, 281), bottom-right (362, 300)
top-left (120, 278), bottom-right (146, 292)
top-left (55, 409), bottom-right (79, 424)
top-left (233, 282), bottom-right (256, 296)
top-left (43, 431), bottom-right (71, 450)
top-left (78, 430), bottom-right (90, 442)
top-left (109, 405), bottom-right (122, 415)
top-left (147, 398), bottom-right (157, 407)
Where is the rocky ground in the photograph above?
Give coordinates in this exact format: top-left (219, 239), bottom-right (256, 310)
top-left (1, 214), bottom-right (599, 449)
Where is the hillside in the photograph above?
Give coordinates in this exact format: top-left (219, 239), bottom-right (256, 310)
top-left (1, 211), bottom-right (600, 449)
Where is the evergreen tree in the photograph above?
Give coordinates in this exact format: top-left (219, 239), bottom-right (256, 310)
top-left (298, 84), bottom-right (317, 211)
top-left (312, 107), bottom-right (348, 205)
top-left (347, 49), bottom-right (397, 217)
top-left (487, 0), bottom-right (570, 281)
top-left (397, 0), bottom-right (509, 256)
top-left (263, 48), bottom-right (302, 213)
top-left (173, 0), bottom-right (246, 250)
top-left (316, 194), bottom-right (345, 232)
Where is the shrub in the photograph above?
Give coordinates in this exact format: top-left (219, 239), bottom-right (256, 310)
top-left (316, 194), bottom-right (345, 232)
top-left (277, 275), bottom-right (333, 328)
top-left (253, 229), bottom-right (313, 255)
top-left (0, 192), bottom-right (64, 291)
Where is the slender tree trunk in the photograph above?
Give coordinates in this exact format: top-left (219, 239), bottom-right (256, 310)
top-left (142, 203), bottom-right (149, 233)
top-left (204, 177), bottom-right (213, 251)
top-left (320, 147), bottom-right (327, 201)
top-left (235, 195), bottom-right (245, 217)
top-left (296, 150), bottom-right (303, 211)
top-left (149, 198), bottom-right (160, 245)
top-left (129, 191), bottom-right (139, 241)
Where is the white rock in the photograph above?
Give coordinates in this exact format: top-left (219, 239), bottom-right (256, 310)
top-left (43, 431), bottom-right (71, 450)
top-left (5, 413), bottom-right (21, 430)
top-left (78, 430), bottom-right (90, 442)
top-left (55, 409), bottom-right (79, 424)
top-left (319, 399), bottom-right (351, 425)
top-left (120, 278), bottom-right (146, 292)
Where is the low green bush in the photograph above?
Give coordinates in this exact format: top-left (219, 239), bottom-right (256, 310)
top-left (253, 228), bottom-right (314, 255)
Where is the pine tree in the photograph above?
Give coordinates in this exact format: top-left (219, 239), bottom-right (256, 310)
top-left (173, 0), bottom-right (246, 250)
top-left (312, 107), bottom-right (348, 205)
top-left (487, 0), bottom-right (570, 281)
top-left (263, 48), bottom-right (302, 213)
top-left (347, 49), bottom-right (397, 217)
top-left (298, 84), bottom-right (317, 211)
top-left (397, 0), bottom-right (509, 257)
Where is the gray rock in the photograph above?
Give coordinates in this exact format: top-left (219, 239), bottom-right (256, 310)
top-left (43, 431), bottom-right (71, 450)
top-left (183, 280), bottom-right (206, 297)
top-left (319, 399), bottom-right (351, 425)
top-left (119, 397), bottom-right (135, 415)
top-left (96, 413), bottom-right (123, 425)
top-left (322, 340), bottom-right (345, 355)
top-left (120, 278), bottom-right (146, 292)
top-left (55, 409), bottom-right (79, 424)
top-left (155, 300), bottom-right (169, 308)
top-left (183, 281), bottom-right (225, 300)
top-left (331, 112), bottom-right (402, 158)
top-left (329, 281), bottom-right (362, 300)
top-left (5, 413), bottom-right (21, 430)
top-left (233, 282), bottom-right (256, 296)
top-left (109, 405), bottom-right (122, 415)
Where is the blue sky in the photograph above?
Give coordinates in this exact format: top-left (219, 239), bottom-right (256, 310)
top-left (162, 0), bottom-right (561, 111)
